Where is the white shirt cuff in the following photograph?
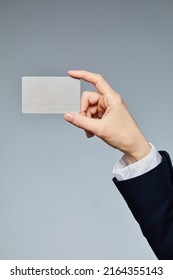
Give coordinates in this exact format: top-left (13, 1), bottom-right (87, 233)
top-left (112, 143), bottom-right (162, 181)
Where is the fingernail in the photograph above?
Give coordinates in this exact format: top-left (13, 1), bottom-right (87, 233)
top-left (65, 113), bottom-right (74, 122)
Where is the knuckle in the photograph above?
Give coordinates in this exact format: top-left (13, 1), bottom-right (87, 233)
top-left (116, 93), bottom-right (123, 102)
top-left (112, 93), bottom-right (123, 105)
top-left (96, 73), bottom-right (103, 80)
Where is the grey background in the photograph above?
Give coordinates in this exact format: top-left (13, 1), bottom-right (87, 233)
top-left (0, 0), bottom-right (173, 259)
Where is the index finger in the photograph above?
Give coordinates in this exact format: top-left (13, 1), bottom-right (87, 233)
top-left (68, 70), bottom-right (114, 96)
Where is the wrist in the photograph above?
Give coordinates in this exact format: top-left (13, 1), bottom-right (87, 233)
top-left (124, 140), bottom-right (151, 164)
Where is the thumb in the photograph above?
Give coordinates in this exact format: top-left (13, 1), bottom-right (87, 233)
top-left (64, 112), bottom-right (99, 135)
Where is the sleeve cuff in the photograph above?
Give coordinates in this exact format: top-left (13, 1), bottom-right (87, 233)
top-left (112, 143), bottom-right (162, 181)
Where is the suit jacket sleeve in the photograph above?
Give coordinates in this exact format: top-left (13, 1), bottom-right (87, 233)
top-left (113, 151), bottom-right (173, 259)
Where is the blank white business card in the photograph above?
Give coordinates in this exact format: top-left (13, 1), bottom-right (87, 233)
top-left (22, 77), bottom-right (80, 113)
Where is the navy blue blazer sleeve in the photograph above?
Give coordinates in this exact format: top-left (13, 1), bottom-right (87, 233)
top-left (113, 151), bottom-right (173, 259)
